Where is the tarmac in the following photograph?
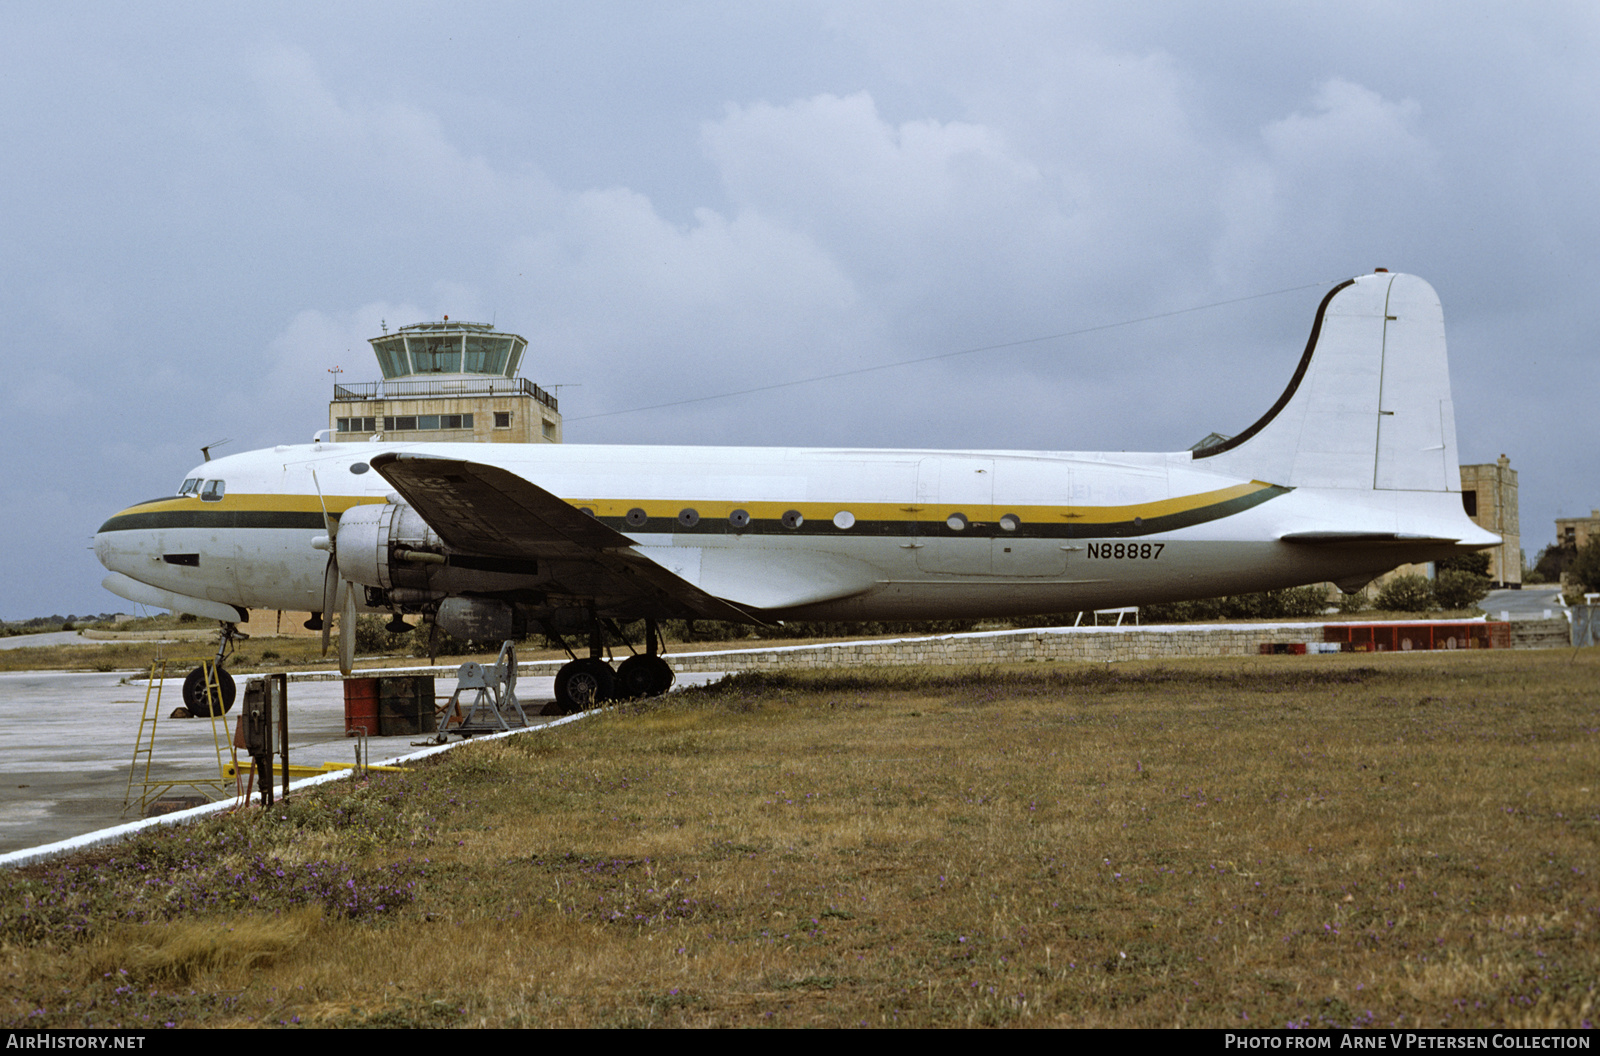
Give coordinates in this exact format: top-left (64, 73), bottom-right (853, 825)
top-left (0, 666), bottom-right (726, 859)
top-left (1482, 585), bottom-right (1567, 620)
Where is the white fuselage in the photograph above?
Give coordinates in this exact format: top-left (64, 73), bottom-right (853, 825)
top-left (94, 438), bottom-right (1485, 623)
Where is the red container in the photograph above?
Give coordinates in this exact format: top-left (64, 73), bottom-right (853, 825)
top-left (343, 678), bottom-right (380, 735)
top-left (1322, 622), bottom-right (1511, 652)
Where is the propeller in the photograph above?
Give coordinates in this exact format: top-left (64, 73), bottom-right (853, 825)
top-left (340, 569), bottom-right (357, 675)
top-left (310, 469), bottom-right (358, 676)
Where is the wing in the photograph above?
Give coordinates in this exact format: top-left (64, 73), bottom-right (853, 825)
top-left (369, 452), bottom-right (761, 623)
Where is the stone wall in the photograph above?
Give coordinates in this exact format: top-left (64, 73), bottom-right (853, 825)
top-left (1510, 617), bottom-right (1574, 649)
top-left (509, 620), bottom-right (1509, 679)
top-left (298, 618), bottom-right (1557, 687)
top-left (658, 624), bottom-right (1320, 673)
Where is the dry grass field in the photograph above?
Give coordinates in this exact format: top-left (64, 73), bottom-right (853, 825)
top-left (3, 649), bottom-right (1597, 1028)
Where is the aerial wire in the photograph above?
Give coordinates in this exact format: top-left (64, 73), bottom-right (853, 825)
top-left (567, 279), bottom-right (1335, 423)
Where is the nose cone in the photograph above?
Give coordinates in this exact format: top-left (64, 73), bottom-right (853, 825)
top-left (94, 494), bottom-right (193, 586)
top-left (95, 502), bottom-right (150, 577)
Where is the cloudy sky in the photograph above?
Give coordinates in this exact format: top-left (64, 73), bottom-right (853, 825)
top-left (3, 2), bottom-right (1596, 619)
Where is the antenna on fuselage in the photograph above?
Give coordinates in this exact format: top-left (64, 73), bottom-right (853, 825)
top-left (200, 438), bottom-right (232, 462)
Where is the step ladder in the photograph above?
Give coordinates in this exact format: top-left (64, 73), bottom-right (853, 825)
top-left (122, 658), bottom-right (241, 817)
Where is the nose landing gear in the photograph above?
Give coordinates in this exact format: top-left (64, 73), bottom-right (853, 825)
top-left (181, 620), bottom-right (244, 716)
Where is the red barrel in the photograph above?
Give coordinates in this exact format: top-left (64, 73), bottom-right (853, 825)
top-left (343, 678), bottom-right (380, 735)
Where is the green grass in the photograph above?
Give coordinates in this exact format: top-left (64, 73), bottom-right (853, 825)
top-left (3, 649), bottom-right (1597, 1028)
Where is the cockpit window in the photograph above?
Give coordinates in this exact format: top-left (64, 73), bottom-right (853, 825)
top-left (200, 480), bottom-right (226, 502)
top-left (177, 478), bottom-right (202, 497)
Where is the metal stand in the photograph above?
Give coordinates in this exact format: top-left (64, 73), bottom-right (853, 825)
top-left (439, 641), bottom-right (530, 734)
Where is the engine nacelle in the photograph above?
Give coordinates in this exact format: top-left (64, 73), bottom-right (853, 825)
top-left (335, 502), bottom-right (547, 600)
top-left (335, 502), bottom-right (449, 593)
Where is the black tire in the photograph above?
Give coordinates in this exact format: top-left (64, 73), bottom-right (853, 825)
top-left (616, 654), bottom-right (674, 699)
top-left (553, 658), bottom-right (615, 713)
top-left (181, 666), bottom-right (236, 716)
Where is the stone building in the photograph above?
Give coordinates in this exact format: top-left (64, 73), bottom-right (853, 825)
top-left (1459, 455), bottom-right (1520, 587)
top-left (1554, 509), bottom-right (1600, 551)
top-left (328, 319), bottom-right (561, 445)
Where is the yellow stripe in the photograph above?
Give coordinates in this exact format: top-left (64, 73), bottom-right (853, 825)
top-left (563, 481), bottom-right (1272, 524)
top-left (123, 481), bottom-right (1271, 526)
top-left (125, 494), bottom-right (386, 516)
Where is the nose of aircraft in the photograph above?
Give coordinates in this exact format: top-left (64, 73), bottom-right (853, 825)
top-left (93, 497), bottom-right (254, 623)
top-left (95, 502), bottom-right (150, 579)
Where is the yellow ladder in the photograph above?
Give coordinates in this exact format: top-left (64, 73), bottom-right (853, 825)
top-left (122, 658), bottom-right (241, 817)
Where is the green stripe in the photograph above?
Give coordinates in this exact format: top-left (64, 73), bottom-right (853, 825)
top-left (97, 510), bottom-right (328, 533)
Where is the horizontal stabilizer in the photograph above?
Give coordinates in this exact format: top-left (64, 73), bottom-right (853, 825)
top-left (1279, 532), bottom-right (1461, 545)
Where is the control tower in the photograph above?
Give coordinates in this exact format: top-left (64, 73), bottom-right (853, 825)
top-left (329, 319), bottom-right (561, 444)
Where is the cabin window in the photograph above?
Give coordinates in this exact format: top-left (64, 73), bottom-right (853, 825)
top-left (200, 480), bottom-right (226, 502)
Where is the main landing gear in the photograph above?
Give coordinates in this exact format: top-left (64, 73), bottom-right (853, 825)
top-left (550, 617), bottom-right (676, 714)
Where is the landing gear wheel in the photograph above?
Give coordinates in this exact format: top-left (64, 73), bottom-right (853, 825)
top-left (181, 666), bottom-right (236, 716)
top-left (617, 654), bottom-right (675, 698)
top-left (554, 658), bottom-right (614, 713)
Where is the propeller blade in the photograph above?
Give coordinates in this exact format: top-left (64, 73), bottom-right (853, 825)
top-left (320, 556), bottom-right (338, 656)
top-left (339, 576), bottom-right (358, 676)
top-left (309, 468), bottom-right (338, 539)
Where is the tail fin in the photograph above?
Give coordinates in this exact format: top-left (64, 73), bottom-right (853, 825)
top-left (1193, 272), bottom-right (1460, 493)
